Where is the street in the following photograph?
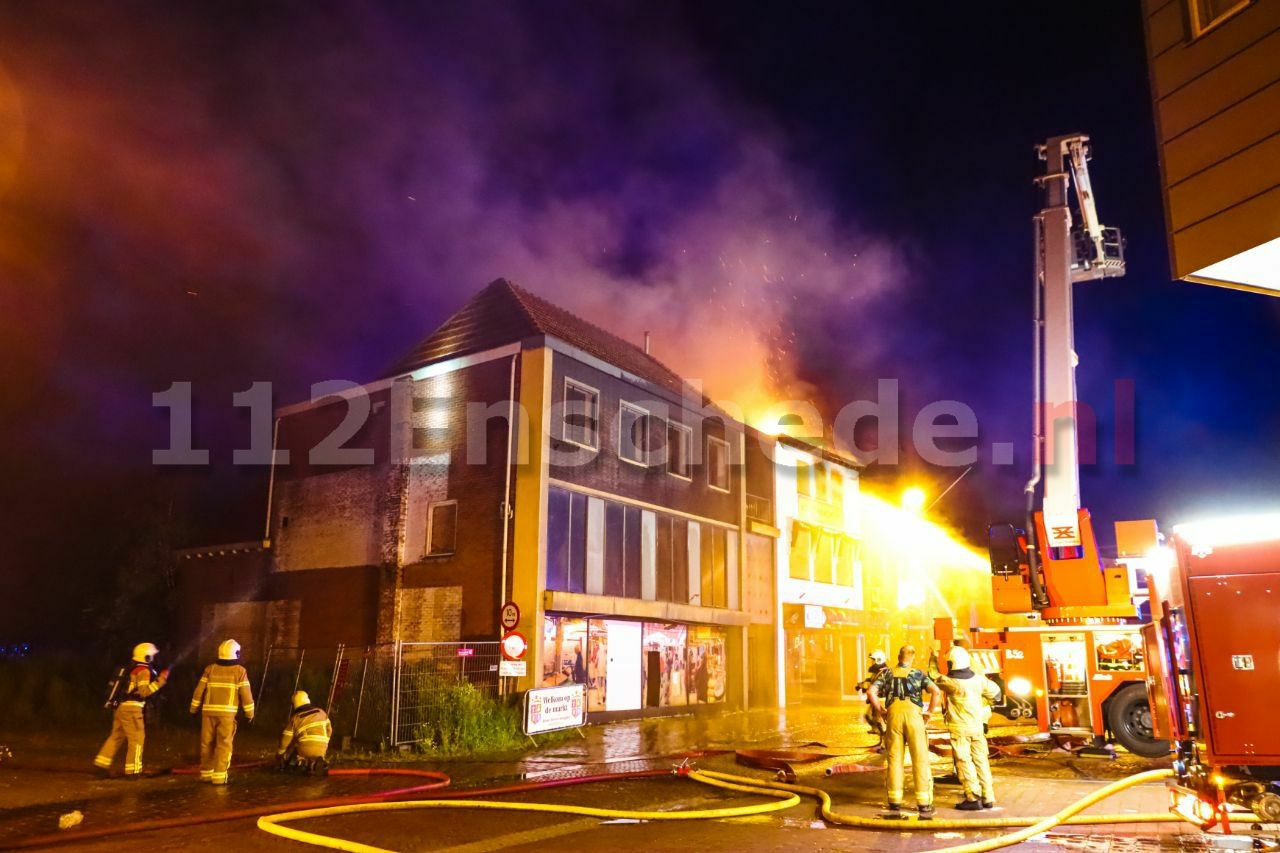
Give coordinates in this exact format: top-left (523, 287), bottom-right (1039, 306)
top-left (0, 707), bottom-right (1232, 853)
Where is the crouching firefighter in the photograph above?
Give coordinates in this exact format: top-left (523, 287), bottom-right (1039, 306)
top-left (277, 691), bottom-right (332, 775)
top-left (94, 643), bottom-right (170, 779)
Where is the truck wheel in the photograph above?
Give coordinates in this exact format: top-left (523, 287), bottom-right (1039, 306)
top-left (1107, 684), bottom-right (1169, 758)
top-left (1251, 793), bottom-right (1280, 822)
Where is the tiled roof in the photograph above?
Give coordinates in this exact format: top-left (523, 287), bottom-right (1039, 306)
top-left (388, 278), bottom-right (692, 397)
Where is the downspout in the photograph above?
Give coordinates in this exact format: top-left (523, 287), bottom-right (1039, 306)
top-left (498, 353), bottom-right (519, 691)
top-left (263, 417), bottom-right (282, 547)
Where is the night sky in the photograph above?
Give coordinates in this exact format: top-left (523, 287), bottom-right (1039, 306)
top-left (2, 2), bottom-right (1278, 643)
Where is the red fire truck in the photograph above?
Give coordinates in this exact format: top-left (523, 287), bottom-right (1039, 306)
top-left (1143, 513), bottom-right (1280, 827)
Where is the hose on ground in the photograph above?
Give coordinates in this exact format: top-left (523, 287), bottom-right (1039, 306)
top-left (253, 765), bottom-right (1186, 853)
top-left (255, 770), bottom-right (801, 852)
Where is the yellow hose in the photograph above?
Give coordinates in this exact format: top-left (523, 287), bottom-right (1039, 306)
top-left (695, 768), bottom-right (1180, 853)
top-left (256, 772), bottom-right (801, 853)
top-left (257, 766), bottom-right (1187, 853)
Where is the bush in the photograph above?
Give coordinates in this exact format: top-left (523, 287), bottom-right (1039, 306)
top-left (412, 680), bottom-right (525, 755)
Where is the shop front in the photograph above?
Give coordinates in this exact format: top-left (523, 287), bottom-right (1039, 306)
top-left (542, 614), bottom-right (728, 716)
top-left (782, 603), bottom-right (887, 705)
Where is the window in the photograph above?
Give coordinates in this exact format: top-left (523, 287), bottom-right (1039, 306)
top-left (546, 488), bottom-right (588, 593)
top-left (814, 462), bottom-right (830, 502)
top-left (618, 402), bottom-right (653, 465)
top-left (795, 461), bottom-right (812, 497)
top-left (1187, 0), bottom-right (1251, 37)
top-left (426, 501), bottom-right (457, 556)
top-left (563, 379), bottom-right (599, 449)
top-left (667, 422), bottom-right (692, 479)
top-left (707, 436), bottom-right (730, 492)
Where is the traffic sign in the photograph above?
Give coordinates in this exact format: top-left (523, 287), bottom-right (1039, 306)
top-left (501, 630), bottom-right (528, 661)
top-left (500, 601), bottom-right (521, 631)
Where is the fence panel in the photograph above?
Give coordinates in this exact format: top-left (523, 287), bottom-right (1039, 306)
top-left (392, 641), bottom-right (502, 746)
top-left (326, 645), bottom-right (395, 746)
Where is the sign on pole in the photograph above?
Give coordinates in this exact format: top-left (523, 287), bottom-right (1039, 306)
top-left (500, 601), bottom-right (521, 631)
top-left (523, 684), bottom-right (586, 735)
top-left (501, 630), bottom-right (528, 661)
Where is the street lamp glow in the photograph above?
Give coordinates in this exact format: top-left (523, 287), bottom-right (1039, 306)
top-left (901, 487), bottom-right (926, 514)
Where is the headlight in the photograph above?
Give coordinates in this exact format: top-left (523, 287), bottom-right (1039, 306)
top-left (1007, 677), bottom-right (1033, 698)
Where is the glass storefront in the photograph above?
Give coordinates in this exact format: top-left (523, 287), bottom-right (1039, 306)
top-left (544, 614), bottom-right (726, 713)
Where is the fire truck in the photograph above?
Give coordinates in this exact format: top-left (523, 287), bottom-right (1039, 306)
top-left (974, 134), bottom-right (1168, 758)
top-left (1143, 514), bottom-right (1280, 826)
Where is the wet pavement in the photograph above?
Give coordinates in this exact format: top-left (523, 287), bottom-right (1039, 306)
top-left (0, 707), bottom-right (1271, 852)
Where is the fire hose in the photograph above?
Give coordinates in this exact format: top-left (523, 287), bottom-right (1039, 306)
top-left (253, 765), bottom-right (1190, 853)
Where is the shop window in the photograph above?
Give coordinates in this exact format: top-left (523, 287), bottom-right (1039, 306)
top-left (687, 628), bottom-right (726, 705)
top-left (642, 622), bottom-right (689, 707)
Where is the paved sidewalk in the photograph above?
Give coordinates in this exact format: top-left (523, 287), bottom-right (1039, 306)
top-left (0, 706), bottom-right (1221, 851)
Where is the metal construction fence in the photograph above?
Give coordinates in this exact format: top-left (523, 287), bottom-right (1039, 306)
top-left (392, 641), bottom-right (502, 746)
top-left (255, 641), bottom-right (503, 748)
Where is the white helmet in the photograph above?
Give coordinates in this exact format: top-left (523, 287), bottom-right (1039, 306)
top-left (947, 645), bottom-right (972, 670)
top-left (132, 643), bottom-right (159, 664)
top-left (218, 639), bottom-right (241, 661)
top-left (869, 650), bottom-right (887, 665)
top-left (292, 691), bottom-right (311, 709)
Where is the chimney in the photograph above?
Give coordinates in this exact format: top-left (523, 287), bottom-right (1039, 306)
top-left (643, 331), bottom-right (651, 355)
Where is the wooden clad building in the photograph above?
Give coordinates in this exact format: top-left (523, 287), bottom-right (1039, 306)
top-left (1142, 0), bottom-right (1280, 294)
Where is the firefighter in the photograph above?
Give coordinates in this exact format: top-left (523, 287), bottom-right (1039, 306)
top-left (277, 691), bottom-right (333, 775)
top-left (937, 645), bottom-right (1000, 810)
top-left (868, 644), bottom-right (941, 819)
top-left (94, 643), bottom-right (170, 779)
top-left (189, 639), bottom-right (255, 785)
top-left (861, 650), bottom-right (889, 745)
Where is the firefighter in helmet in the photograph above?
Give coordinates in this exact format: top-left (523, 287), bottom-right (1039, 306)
top-left (190, 639), bottom-right (255, 785)
top-left (861, 650), bottom-right (890, 744)
top-left (94, 643), bottom-right (170, 779)
top-left (277, 691), bottom-right (333, 775)
top-left (937, 645), bottom-right (1001, 810)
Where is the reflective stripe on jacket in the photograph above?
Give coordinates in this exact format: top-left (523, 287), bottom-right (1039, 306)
top-left (190, 662), bottom-right (255, 718)
top-left (279, 706), bottom-right (332, 753)
top-left (121, 664), bottom-right (166, 708)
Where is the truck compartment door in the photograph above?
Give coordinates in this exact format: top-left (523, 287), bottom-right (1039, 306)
top-left (1188, 573), bottom-right (1280, 763)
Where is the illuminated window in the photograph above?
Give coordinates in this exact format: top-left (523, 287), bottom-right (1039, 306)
top-left (563, 379), bottom-right (599, 449)
top-left (426, 501), bottom-right (457, 556)
top-left (1186, 0), bottom-right (1251, 37)
top-left (707, 437), bottom-right (730, 492)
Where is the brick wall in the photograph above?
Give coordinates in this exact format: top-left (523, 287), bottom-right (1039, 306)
top-left (548, 353), bottom-right (740, 525)
top-left (398, 358), bottom-right (514, 641)
top-left (397, 586), bottom-right (463, 642)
